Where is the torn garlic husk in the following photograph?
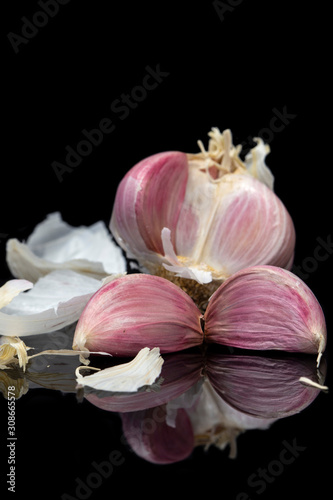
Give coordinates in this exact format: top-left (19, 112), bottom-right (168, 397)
top-left (0, 336), bottom-right (32, 371)
top-left (110, 128), bottom-right (295, 305)
top-left (75, 347), bottom-right (164, 393)
top-left (6, 211), bottom-right (127, 282)
top-left (0, 270), bottom-right (117, 337)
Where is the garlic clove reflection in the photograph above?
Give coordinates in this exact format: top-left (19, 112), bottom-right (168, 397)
top-left (206, 353), bottom-right (327, 419)
top-left (120, 405), bottom-right (194, 464)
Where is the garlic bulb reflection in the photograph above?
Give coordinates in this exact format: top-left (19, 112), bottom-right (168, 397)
top-left (110, 128), bottom-right (295, 304)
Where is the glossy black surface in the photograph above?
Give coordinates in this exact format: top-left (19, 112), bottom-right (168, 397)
top-left (1, 1), bottom-right (331, 499)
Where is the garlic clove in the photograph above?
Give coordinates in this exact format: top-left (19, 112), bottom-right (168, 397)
top-left (120, 405), bottom-right (194, 464)
top-left (174, 173), bottom-right (295, 282)
top-left (207, 353), bottom-right (327, 419)
top-left (110, 151), bottom-right (188, 263)
top-left (204, 265), bottom-right (327, 363)
top-left (72, 273), bottom-right (203, 357)
top-left (85, 351), bottom-right (203, 413)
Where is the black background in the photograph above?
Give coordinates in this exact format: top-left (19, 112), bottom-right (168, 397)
top-left (1, 1), bottom-right (332, 499)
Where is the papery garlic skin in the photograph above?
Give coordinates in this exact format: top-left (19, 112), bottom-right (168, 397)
top-left (72, 274), bottom-right (203, 357)
top-left (85, 352), bottom-right (203, 413)
top-left (204, 265), bottom-right (327, 363)
top-left (76, 347), bottom-right (164, 393)
top-left (110, 128), bottom-right (295, 302)
top-left (0, 270), bottom-right (105, 337)
top-left (6, 212), bottom-right (126, 283)
top-left (0, 336), bottom-right (32, 371)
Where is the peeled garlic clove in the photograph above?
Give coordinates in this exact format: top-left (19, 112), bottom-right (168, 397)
top-left (120, 405), bottom-right (194, 464)
top-left (72, 274), bottom-right (203, 357)
top-left (204, 265), bottom-right (327, 363)
top-left (207, 354), bottom-right (327, 419)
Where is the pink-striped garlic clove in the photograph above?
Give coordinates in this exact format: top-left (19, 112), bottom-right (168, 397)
top-left (109, 128), bottom-right (295, 302)
top-left (204, 265), bottom-right (327, 364)
top-left (110, 151), bottom-right (188, 264)
top-left (72, 274), bottom-right (203, 357)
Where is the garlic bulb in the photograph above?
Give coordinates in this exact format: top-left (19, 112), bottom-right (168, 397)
top-left (204, 265), bottom-right (327, 365)
top-left (110, 128), bottom-right (295, 305)
top-left (72, 273), bottom-right (203, 357)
